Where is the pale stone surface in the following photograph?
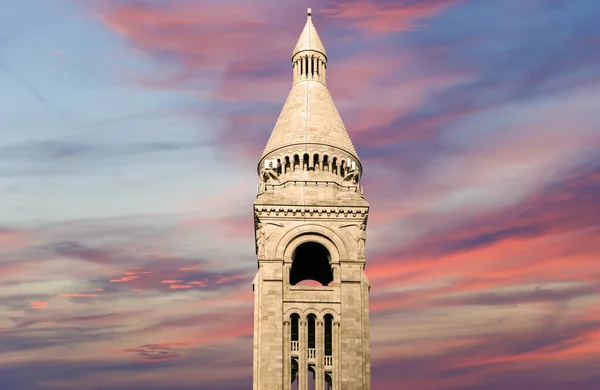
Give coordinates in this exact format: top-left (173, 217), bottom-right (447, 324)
top-left (253, 9), bottom-right (370, 390)
top-left (292, 9), bottom-right (327, 58)
top-left (261, 81), bottom-right (358, 160)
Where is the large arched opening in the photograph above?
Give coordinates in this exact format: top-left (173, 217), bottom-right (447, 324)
top-left (290, 242), bottom-right (333, 286)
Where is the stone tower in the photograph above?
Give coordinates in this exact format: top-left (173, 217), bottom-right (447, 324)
top-left (252, 9), bottom-right (370, 390)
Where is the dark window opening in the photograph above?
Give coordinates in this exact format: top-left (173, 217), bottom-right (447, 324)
top-left (291, 314), bottom-right (299, 342)
top-left (324, 314), bottom-right (333, 356)
top-left (290, 242), bottom-right (333, 286)
top-left (307, 314), bottom-right (316, 349)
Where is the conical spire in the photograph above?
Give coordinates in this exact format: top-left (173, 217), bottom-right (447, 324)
top-left (292, 8), bottom-right (327, 58)
top-left (260, 9), bottom-right (359, 161)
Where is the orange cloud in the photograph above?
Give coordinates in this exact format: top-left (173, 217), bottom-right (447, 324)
top-left (31, 301), bottom-right (47, 309)
top-left (109, 275), bottom-right (140, 283)
top-left (169, 285), bottom-right (192, 289)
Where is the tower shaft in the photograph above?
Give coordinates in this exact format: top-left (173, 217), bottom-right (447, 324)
top-left (253, 9), bottom-right (370, 390)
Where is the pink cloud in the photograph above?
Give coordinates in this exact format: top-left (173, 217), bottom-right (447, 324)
top-left (0, 227), bottom-right (28, 249)
top-left (60, 293), bottom-right (99, 297)
top-left (322, 0), bottom-right (464, 35)
top-left (95, 0), bottom-right (296, 88)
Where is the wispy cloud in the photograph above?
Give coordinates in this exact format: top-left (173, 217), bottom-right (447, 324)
top-left (1, 0), bottom-right (599, 389)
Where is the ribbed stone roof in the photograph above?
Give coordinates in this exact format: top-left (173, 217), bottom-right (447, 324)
top-left (292, 9), bottom-right (327, 58)
top-left (261, 81), bottom-right (358, 159)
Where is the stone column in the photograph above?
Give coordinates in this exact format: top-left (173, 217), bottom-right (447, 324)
top-left (316, 320), bottom-right (324, 390)
top-left (299, 320), bottom-right (307, 390)
top-left (334, 321), bottom-right (341, 389)
top-left (283, 320), bottom-right (291, 390)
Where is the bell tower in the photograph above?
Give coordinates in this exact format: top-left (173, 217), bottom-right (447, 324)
top-left (253, 9), bottom-right (370, 390)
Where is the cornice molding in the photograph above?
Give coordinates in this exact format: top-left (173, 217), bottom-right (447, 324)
top-left (254, 205), bottom-right (368, 218)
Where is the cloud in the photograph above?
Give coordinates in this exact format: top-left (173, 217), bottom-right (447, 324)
top-left (2, 1), bottom-right (599, 389)
top-left (169, 285), bottom-right (192, 289)
top-left (435, 284), bottom-right (600, 307)
top-left (322, 0), bottom-right (463, 34)
top-left (95, 0), bottom-right (294, 87)
top-left (120, 343), bottom-right (189, 362)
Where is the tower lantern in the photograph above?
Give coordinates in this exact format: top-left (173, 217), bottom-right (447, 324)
top-left (252, 9), bottom-right (371, 390)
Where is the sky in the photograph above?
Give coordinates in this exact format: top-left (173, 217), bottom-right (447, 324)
top-left (0, 0), bottom-right (599, 389)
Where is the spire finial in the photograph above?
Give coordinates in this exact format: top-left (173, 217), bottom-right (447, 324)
top-left (292, 7), bottom-right (327, 60)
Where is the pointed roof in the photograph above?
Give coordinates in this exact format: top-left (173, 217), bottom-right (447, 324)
top-left (292, 8), bottom-right (327, 58)
top-left (261, 9), bottom-right (358, 160)
top-left (261, 81), bottom-right (358, 159)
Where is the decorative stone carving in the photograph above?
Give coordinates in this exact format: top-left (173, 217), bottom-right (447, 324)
top-left (340, 223), bottom-right (367, 256)
top-left (255, 206), bottom-right (368, 218)
top-left (356, 223), bottom-right (367, 256)
top-left (255, 220), bottom-right (283, 257)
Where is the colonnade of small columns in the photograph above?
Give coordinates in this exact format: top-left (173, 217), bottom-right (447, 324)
top-left (293, 53), bottom-right (327, 84)
top-left (262, 153), bottom-right (359, 179)
top-left (284, 313), bottom-right (339, 390)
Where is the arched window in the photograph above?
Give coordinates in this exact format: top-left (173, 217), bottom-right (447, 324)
top-left (290, 242), bottom-right (333, 286)
top-left (291, 313), bottom-right (300, 342)
top-left (324, 314), bottom-right (333, 356)
top-left (307, 314), bottom-right (316, 349)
